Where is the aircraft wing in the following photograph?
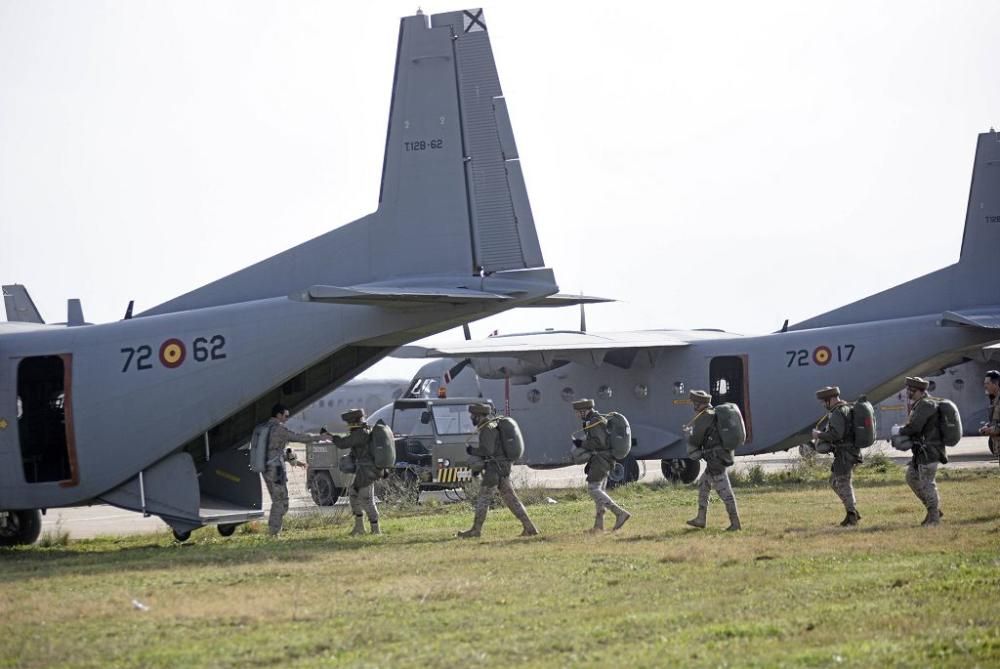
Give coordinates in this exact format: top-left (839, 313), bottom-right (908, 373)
top-left (305, 284), bottom-right (512, 306)
top-left (396, 330), bottom-right (708, 358)
top-left (941, 309), bottom-right (1000, 329)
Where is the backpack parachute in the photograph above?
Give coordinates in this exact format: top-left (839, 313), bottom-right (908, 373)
top-left (368, 421), bottom-right (397, 468)
top-left (714, 403), bottom-right (746, 450)
top-left (249, 423), bottom-right (272, 473)
top-left (850, 396), bottom-right (877, 449)
top-left (496, 417), bottom-right (525, 461)
top-left (604, 412), bottom-right (632, 460)
top-left (937, 399), bottom-right (963, 447)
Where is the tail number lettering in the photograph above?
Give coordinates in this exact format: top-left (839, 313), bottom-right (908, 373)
top-left (121, 335), bottom-right (227, 372)
top-left (404, 139), bottom-right (443, 152)
top-left (785, 344), bottom-right (855, 368)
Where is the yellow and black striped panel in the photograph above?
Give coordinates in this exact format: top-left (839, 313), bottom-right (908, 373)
top-left (435, 466), bottom-right (472, 483)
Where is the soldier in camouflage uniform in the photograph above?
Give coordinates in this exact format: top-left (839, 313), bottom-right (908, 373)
top-left (330, 409), bottom-right (383, 535)
top-left (457, 403), bottom-right (539, 538)
top-left (895, 377), bottom-right (946, 526)
top-left (262, 403), bottom-right (322, 536)
top-left (977, 369), bottom-right (1000, 463)
top-left (572, 398), bottom-right (631, 533)
top-left (683, 390), bottom-right (741, 531)
top-left (811, 386), bottom-right (862, 526)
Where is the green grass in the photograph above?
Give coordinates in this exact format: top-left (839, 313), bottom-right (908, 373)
top-left (1, 466), bottom-right (998, 668)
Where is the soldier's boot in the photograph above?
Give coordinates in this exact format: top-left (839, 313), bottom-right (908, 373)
top-left (458, 504), bottom-right (488, 538)
top-left (686, 506), bottom-right (707, 529)
top-left (588, 513), bottom-right (605, 533)
top-left (841, 509), bottom-right (860, 527)
top-left (608, 503), bottom-right (631, 531)
top-left (350, 515), bottom-right (365, 536)
top-left (724, 500), bottom-right (742, 532)
top-left (922, 507), bottom-right (941, 526)
top-left (369, 520), bottom-right (382, 535)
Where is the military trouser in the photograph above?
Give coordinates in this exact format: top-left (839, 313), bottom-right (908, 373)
top-left (263, 466), bottom-right (289, 536)
top-left (906, 461), bottom-right (940, 511)
top-left (697, 470), bottom-right (737, 508)
top-left (467, 476), bottom-right (537, 535)
top-left (586, 479), bottom-right (630, 531)
top-left (348, 482), bottom-right (379, 524)
top-left (830, 466), bottom-right (857, 513)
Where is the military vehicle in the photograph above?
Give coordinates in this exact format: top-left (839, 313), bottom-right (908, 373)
top-left (0, 8), bottom-right (582, 545)
top-left (401, 130), bottom-right (1000, 483)
top-left (304, 396), bottom-right (488, 505)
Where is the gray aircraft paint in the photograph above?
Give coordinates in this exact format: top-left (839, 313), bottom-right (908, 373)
top-left (0, 9), bottom-right (562, 539)
top-left (404, 132), bottom-right (1000, 466)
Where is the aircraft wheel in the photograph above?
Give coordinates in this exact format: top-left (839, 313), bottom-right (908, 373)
top-left (217, 523), bottom-right (238, 537)
top-left (607, 455), bottom-right (640, 489)
top-left (172, 529), bottom-right (192, 542)
top-left (661, 458), bottom-right (700, 484)
top-left (309, 471), bottom-right (340, 506)
top-left (0, 509), bottom-right (43, 547)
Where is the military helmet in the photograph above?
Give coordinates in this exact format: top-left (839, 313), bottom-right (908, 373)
top-left (341, 408), bottom-right (365, 424)
top-left (572, 398), bottom-right (595, 411)
top-left (815, 386), bottom-right (841, 400)
top-left (688, 390), bottom-right (712, 405)
top-left (905, 376), bottom-right (930, 391)
top-left (468, 402), bottom-right (492, 416)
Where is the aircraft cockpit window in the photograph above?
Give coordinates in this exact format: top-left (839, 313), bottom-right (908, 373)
top-left (431, 405), bottom-right (475, 435)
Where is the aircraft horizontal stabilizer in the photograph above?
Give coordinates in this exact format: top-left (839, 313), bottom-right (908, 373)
top-left (395, 330), bottom-right (693, 358)
top-left (941, 309), bottom-right (1000, 329)
top-left (305, 284), bottom-right (511, 307)
top-left (521, 294), bottom-right (613, 307)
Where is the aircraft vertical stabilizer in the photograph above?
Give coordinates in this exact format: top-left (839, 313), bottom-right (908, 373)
top-left (2, 285), bottom-right (44, 324)
top-left (144, 8), bottom-right (549, 317)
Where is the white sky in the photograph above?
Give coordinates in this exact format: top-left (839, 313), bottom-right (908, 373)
top-left (2, 1), bottom-right (998, 380)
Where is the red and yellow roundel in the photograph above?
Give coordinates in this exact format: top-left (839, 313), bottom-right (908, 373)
top-left (812, 346), bottom-right (832, 366)
top-left (159, 338), bottom-right (186, 368)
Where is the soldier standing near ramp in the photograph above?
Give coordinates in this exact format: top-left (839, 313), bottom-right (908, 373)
top-left (457, 403), bottom-right (538, 538)
top-left (683, 390), bottom-right (741, 531)
top-left (893, 377), bottom-right (946, 526)
top-left (330, 409), bottom-right (383, 535)
top-left (571, 399), bottom-right (631, 533)
top-left (811, 386), bottom-right (862, 527)
top-left (262, 403), bottom-right (322, 536)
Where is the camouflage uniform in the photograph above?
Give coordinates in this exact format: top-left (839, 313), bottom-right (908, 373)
top-left (987, 394), bottom-right (1000, 462)
top-left (685, 401), bottom-right (741, 531)
top-left (332, 424), bottom-right (382, 535)
top-left (576, 400), bottom-right (630, 532)
top-left (899, 395), bottom-right (946, 525)
top-left (458, 410), bottom-right (538, 538)
top-left (263, 418), bottom-right (322, 535)
top-left (815, 400), bottom-right (862, 525)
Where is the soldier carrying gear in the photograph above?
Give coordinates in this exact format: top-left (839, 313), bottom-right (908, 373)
top-left (895, 377), bottom-right (945, 526)
top-left (262, 403), bottom-right (325, 536)
top-left (684, 390), bottom-right (742, 531)
top-left (977, 370), bottom-right (1000, 463)
top-left (571, 398), bottom-right (631, 533)
top-left (330, 408), bottom-right (383, 535)
top-left (457, 403), bottom-right (538, 538)
top-left (812, 386), bottom-right (863, 527)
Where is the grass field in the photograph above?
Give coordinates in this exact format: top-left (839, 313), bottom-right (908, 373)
top-left (1, 461), bottom-right (998, 668)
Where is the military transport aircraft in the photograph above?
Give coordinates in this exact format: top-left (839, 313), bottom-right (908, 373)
top-left (401, 130), bottom-right (1000, 483)
top-left (0, 8), bottom-right (578, 545)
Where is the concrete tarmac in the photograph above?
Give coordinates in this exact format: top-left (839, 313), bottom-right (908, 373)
top-left (40, 437), bottom-right (997, 540)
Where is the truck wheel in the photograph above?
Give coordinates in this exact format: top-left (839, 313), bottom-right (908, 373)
top-left (661, 458), bottom-right (700, 484)
top-left (0, 510), bottom-right (42, 547)
top-left (607, 455), bottom-right (640, 488)
top-left (310, 471), bottom-right (340, 506)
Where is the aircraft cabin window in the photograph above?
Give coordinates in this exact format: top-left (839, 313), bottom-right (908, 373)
top-left (634, 384), bottom-right (648, 399)
top-left (561, 387), bottom-right (575, 402)
top-left (527, 389), bottom-right (541, 403)
top-left (952, 379), bottom-right (963, 391)
top-left (927, 381), bottom-right (937, 392)
top-left (673, 382), bottom-right (685, 395)
top-left (597, 385), bottom-right (612, 400)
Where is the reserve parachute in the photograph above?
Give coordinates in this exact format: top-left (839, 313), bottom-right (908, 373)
top-left (369, 421), bottom-right (397, 468)
top-left (604, 412), bottom-right (632, 459)
top-left (714, 403), bottom-right (746, 450)
top-left (937, 399), bottom-right (963, 447)
top-left (249, 423), bottom-right (272, 473)
top-left (496, 417), bottom-right (525, 461)
top-left (851, 396), bottom-right (876, 449)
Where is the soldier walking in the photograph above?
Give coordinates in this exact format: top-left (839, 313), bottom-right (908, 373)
top-left (811, 386), bottom-right (862, 526)
top-left (894, 377), bottom-right (946, 526)
top-left (572, 399), bottom-right (631, 533)
top-left (457, 403), bottom-right (538, 538)
top-left (330, 409), bottom-right (383, 535)
top-left (683, 390), bottom-right (741, 531)
top-left (262, 403), bottom-right (322, 536)
top-left (977, 369), bottom-right (1000, 465)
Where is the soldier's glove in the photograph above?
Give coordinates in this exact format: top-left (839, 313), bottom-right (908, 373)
top-left (320, 427), bottom-right (329, 435)
top-left (572, 438), bottom-right (583, 448)
top-left (466, 445), bottom-right (475, 455)
top-left (890, 424), bottom-right (901, 437)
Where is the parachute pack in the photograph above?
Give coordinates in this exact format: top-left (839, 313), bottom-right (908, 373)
top-left (369, 421), bottom-right (397, 468)
top-left (714, 403), bottom-right (746, 450)
top-left (850, 396), bottom-right (876, 449)
top-left (249, 423), bottom-right (272, 473)
top-left (936, 399), bottom-right (963, 447)
top-left (496, 417), bottom-right (525, 461)
top-left (604, 412), bottom-right (632, 460)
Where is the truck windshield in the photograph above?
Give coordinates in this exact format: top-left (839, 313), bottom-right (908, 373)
top-left (432, 405), bottom-right (476, 435)
top-left (392, 406), bottom-right (434, 438)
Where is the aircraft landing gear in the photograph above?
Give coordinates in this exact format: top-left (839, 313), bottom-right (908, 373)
top-left (0, 509), bottom-right (43, 547)
top-left (217, 523), bottom-right (239, 537)
top-left (660, 458), bottom-right (700, 484)
top-left (172, 529), bottom-right (192, 543)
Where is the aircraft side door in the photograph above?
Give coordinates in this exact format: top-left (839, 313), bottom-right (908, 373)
top-left (709, 355), bottom-right (752, 442)
top-left (13, 354), bottom-right (78, 486)
top-left (0, 353), bottom-right (19, 492)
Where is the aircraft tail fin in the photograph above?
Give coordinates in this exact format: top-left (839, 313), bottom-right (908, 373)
top-left (3, 284), bottom-right (44, 324)
top-left (144, 9), bottom-right (549, 316)
top-left (791, 131), bottom-right (1000, 330)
